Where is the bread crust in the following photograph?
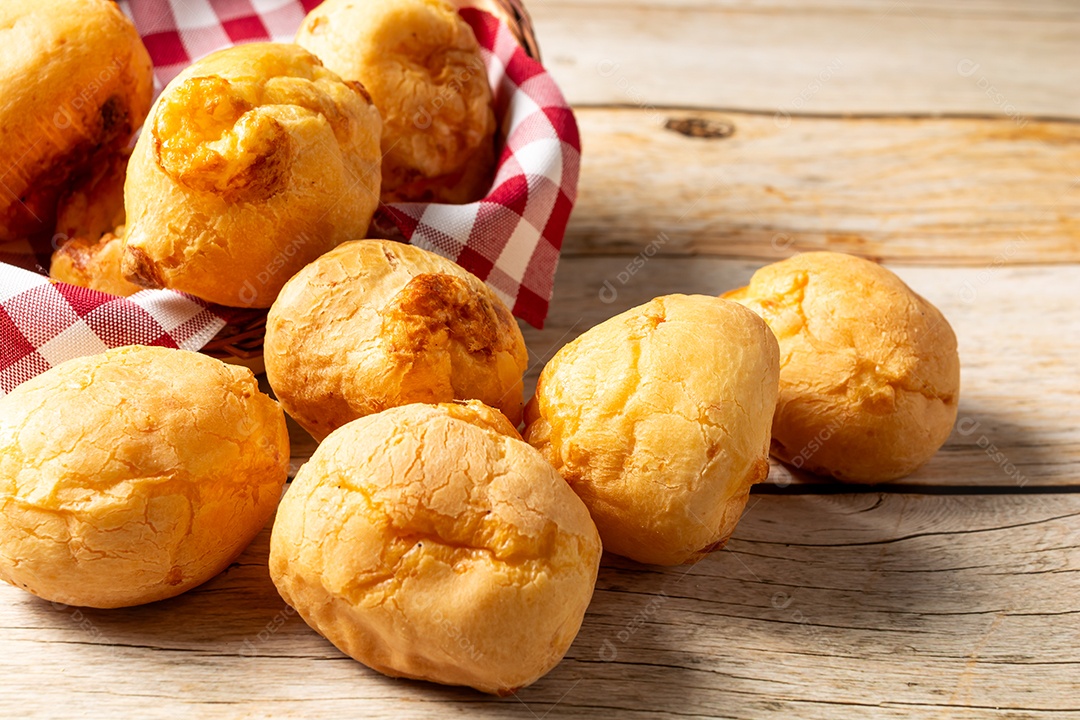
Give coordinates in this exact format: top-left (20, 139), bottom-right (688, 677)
top-left (297, 0), bottom-right (495, 203)
top-left (50, 226), bottom-right (141, 296)
top-left (524, 295), bottom-right (780, 566)
top-left (725, 252), bottom-right (960, 483)
top-left (122, 43), bottom-right (383, 308)
top-left (0, 346), bottom-right (290, 608)
top-left (269, 401), bottom-right (601, 694)
top-left (265, 239), bottom-right (528, 440)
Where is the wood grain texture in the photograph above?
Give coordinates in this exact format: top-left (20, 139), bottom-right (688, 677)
top-left (564, 108), bottom-right (1080, 263)
top-left (530, 0), bottom-right (1080, 117)
top-left (1, 493), bottom-right (1075, 719)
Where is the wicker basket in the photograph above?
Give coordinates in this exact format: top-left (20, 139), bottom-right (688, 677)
top-left (202, 0), bottom-right (541, 371)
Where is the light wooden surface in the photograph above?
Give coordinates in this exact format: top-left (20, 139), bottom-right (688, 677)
top-left (2, 494), bottom-right (1076, 718)
top-left (563, 110), bottom-right (1080, 264)
top-left (533, 0), bottom-right (1080, 116)
top-left (3, 1), bottom-right (1079, 718)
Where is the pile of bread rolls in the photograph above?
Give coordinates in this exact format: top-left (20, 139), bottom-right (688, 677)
top-left (0, 0), bottom-right (961, 698)
top-left (10, 0), bottom-right (495, 307)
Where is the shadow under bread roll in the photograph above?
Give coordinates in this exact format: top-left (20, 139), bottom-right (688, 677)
top-left (0, 0), bottom-right (152, 242)
top-left (122, 43), bottom-right (383, 308)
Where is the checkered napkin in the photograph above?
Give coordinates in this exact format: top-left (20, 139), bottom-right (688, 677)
top-left (0, 0), bottom-right (579, 396)
top-left (0, 269), bottom-right (227, 395)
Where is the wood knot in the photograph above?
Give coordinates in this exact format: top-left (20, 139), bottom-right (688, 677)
top-left (664, 116), bottom-right (735, 139)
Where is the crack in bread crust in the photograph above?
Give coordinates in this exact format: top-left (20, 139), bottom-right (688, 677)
top-left (269, 401), bottom-right (601, 695)
top-left (726, 252), bottom-right (961, 482)
top-left (265, 240), bottom-right (528, 439)
top-left (0, 346), bottom-right (289, 609)
top-left (153, 76), bottom-right (292, 199)
top-left (122, 43), bottom-right (383, 307)
top-left (524, 294), bottom-right (780, 566)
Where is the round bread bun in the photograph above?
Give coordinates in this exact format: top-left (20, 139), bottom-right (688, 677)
top-left (725, 252), bottom-right (960, 483)
top-left (51, 227), bottom-right (141, 297)
top-left (0, 346), bottom-right (290, 608)
top-left (122, 43), bottom-right (382, 308)
top-left (0, 0), bottom-right (152, 241)
top-left (265, 239), bottom-right (528, 441)
top-left (524, 295), bottom-right (780, 566)
top-left (269, 401), bottom-right (601, 695)
top-left (296, 0), bottom-right (496, 203)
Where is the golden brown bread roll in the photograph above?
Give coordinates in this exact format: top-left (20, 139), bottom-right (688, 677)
top-left (524, 295), bottom-right (780, 566)
top-left (50, 226), bottom-right (141, 296)
top-left (0, 0), bottom-right (152, 241)
top-left (297, 0), bottom-right (496, 203)
top-left (725, 252), bottom-right (960, 483)
top-left (0, 346), bottom-right (289, 608)
top-left (265, 239), bottom-right (528, 441)
top-left (122, 43), bottom-right (382, 308)
top-left (269, 401), bottom-right (601, 694)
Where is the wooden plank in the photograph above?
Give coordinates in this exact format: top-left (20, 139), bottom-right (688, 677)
top-left (563, 108), bottom-right (1080, 264)
top-left (1, 493), bottom-right (1076, 718)
top-left (520, 257), bottom-right (1080, 487)
top-left (530, 0), bottom-right (1080, 117)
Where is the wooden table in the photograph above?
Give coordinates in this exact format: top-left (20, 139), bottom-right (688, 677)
top-left (3, 1), bottom-right (1078, 717)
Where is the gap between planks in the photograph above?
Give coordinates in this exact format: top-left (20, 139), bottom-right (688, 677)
top-left (572, 102), bottom-right (1080, 127)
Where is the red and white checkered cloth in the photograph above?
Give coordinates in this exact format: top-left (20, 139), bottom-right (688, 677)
top-left (0, 0), bottom-right (579, 396)
top-left (0, 269), bottom-right (227, 395)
